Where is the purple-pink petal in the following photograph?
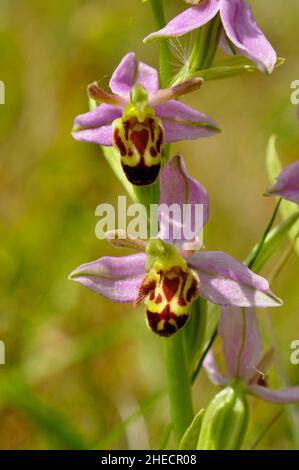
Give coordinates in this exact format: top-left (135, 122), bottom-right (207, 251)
top-left (109, 52), bottom-right (159, 97)
top-left (249, 384), bottom-right (299, 404)
top-left (220, 0), bottom-right (277, 73)
top-left (69, 253), bottom-right (146, 303)
top-left (219, 308), bottom-right (262, 380)
top-left (155, 100), bottom-right (219, 142)
top-left (203, 351), bottom-right (227, 386)
top-left (188, 251), bottom-right (282, 307)
top-left (72, 104), bottom-right (122, 146)
top-left (159, 155), bottom-right (210, 245)
top-left (73, 104), bottom-right (122, 130)
top-left (144, 1), bottom-right (220, 42)
top-left (72, 125), bottom-right (113, 146)
top-left (267, 160), bottom-right (299, 205)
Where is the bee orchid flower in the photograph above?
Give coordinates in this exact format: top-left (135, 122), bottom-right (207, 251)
top-left (204, 307), bottom-right (299, 403)
top-left (72, 52), bottom-right (219, 186)
top-left (144, 0), bottom-right (277, 74)
top-left (267, 160), bottom-right (299, 205)
top-left (69, 156), bottom-right (282, 337)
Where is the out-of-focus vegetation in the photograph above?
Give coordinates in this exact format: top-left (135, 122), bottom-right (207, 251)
top-left (0, 0), bottom-right (299, 449)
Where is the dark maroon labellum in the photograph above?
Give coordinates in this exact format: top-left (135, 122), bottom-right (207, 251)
top-left (112, 116), bottom-right (164, 186)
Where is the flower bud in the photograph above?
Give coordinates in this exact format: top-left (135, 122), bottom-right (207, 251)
top-left (112, 84), bottom-right (164, 186)
top-left (197, 386), bottom-right (248, 450)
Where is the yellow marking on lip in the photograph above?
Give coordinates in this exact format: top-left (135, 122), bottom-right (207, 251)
top-left (157, 319), bottom-right (165, 331)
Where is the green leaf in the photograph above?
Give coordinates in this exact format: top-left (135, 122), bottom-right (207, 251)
top-left (102, 146), bottom-right (136, 201)
top-left (244, 199), bottom-right (282, 270)
top-left (189, 56), bottom-right (284, 82)
top-left (179, 409), bottom-right (204, 450)
top-left (266, 135), bottom-right (299, 256)
top-left (246, 212), bottom-right (299, 273)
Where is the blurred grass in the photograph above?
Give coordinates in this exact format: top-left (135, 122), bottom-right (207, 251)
top-left (0, 0), bottom-right (299, 449)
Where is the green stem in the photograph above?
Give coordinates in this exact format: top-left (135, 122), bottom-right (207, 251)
top-left (148, 0), bottom-right (193, 448)
top-left (148, 0), bottom-right (172, 176)
top-left (149, 0), bottom-right (172, 87)
top-left (164, 331), bottom-right (194, 445)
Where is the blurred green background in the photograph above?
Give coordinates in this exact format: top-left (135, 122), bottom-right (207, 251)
top-left (0, 0), bottom-right (299, 450)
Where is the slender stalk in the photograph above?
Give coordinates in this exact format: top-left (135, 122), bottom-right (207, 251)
top-left (149, 0), bottom-right (172, 87)
top-left (245, 198), bottom-right (282, 270)
top-left (164, 331), bottom-right (194, 445)
top-left (192, 328), bottom-right (217, 384)
top-left (149, 0), bottom-right (194, 448)
top-left (149, 0), bottom-right (172, 162)
top-left (247, 410), bottom-right (284, 450)
top-left (268, 241), bottom-right (295, 284)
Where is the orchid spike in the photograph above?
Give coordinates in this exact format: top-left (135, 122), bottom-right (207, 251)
top-left (144, 0), bottom-right (277, 74)
top-left (72, 52), bottom-right (219, 186)
top-left (69, 156), bottom-right (282, 337)
top-left (266, 160), bottom-right (299, 205)
top-left (204, 308), bottom-right (299, 404)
